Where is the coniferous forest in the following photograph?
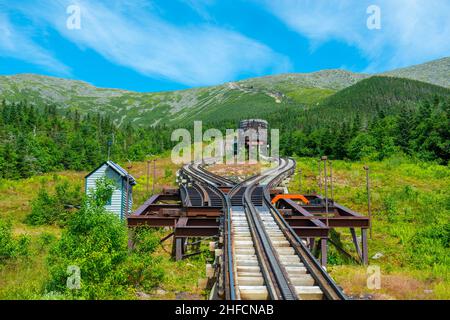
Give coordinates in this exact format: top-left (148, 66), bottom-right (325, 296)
top-left (1, 84), bottom-right (449, 180)
top-left (0, 101), bottom-right (173, 179)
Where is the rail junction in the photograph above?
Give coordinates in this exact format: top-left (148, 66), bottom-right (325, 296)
top-left (128, 158), bottom-right (370, 300)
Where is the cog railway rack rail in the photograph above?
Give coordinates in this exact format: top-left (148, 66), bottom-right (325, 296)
top-left (128, 158), bottom-right (370, 300)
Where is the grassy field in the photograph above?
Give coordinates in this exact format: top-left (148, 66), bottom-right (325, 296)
top-left (0, 153), bottom-right (448, 299)
top-left (0, 151), bottom-right (212, 300)
top-left (289, 156), bottom-right (450, 299)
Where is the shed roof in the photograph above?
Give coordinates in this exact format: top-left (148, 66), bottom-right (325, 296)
top-left (85, 160), bottom-right (137, 186)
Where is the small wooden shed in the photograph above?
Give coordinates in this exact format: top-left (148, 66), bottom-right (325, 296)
top-left (85, 161), bottom-right (136, 220)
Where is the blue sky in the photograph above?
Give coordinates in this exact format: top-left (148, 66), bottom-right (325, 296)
top-left (1, 0), bottom-right (449, 92)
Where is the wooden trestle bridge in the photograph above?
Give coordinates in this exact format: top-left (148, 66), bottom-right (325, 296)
top-left (128, 158), bottom-right (370, 300)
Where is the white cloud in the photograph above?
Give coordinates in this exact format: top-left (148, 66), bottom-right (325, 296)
top-left (0, 14), bottom-right (70, 75)
top-left (261, 0), bottom-right (450, 72)
top-left (5, 0), bottom-right (291, 86)
top-left (181, 0), bottom-right (216, 21)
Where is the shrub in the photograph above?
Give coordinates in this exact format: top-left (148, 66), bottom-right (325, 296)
top-left (46, 178), bottom-right (129, 298)
top-left (382, 195), bottom-right (398, 223)
top-left (55, 181), bottom-right (82, 207)
top-left (410, 222), bottom-right (450, 263)
top-left (0, 219), bottom-right (17, 262)
top-left (127, 227), bottom-right (164, 290)
top-left (26, 188), bottom-right (59, 225)
top-left (37, 232), bottom-right (57, 251)
top-left (0, 219), bottom-right (30, 263)
top-left (347, 133), bottom-right (378, 160)
top-left (164, 168), bottom-right (173, 179)
top-left (26, 180), bottom-right (82, 226)
top-left (15, 235), bottom-right (31, 257)
top-left (45, 178), bottom-right (164, 299)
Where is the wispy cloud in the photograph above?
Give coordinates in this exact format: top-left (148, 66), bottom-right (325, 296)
top-left (260, 0), bottom-right (450, 72)
top-left (5, 0), bottom-right (291, 86)
top-left (180, 0), bottom-right (216, 21)
top-left (0, 13), bottom-right (70, 75)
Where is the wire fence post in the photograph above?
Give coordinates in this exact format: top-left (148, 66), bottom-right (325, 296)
top-left (125, 161), bottom-right (132, 218)
top-left (146, 160), bottom-right (150, 196)
top-left (298, 168), bottom-right (302, 194)
top-left (125, 174), bottom-right (130, 217)
top-left (152, 159), bottom-right (157, 195)
top-left (329, 161), bottom-right (334, 200)
top-left (364, 165), bottom-right (372, 239)
top-left (317, 160), bottom-right (322, 195)
top-left (322, 156), bottom-right (329, 226)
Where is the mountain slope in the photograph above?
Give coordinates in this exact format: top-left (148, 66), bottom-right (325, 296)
top-left (316, 76), bottom-right (450, 120)
top-left (0, 73), bottom-right (343, 126)
top-left (0, 57), bottom-right (448, 127)
top-left (383, 57), bottom-right (450, 88)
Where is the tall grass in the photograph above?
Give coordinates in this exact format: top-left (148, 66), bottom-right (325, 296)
top-left (290, 155), bottom-right (450, 299)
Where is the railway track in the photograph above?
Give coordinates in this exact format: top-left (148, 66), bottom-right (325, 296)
top-left (181, 159), bottom-right (346, 300)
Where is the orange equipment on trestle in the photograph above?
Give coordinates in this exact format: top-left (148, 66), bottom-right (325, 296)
top-left (271, 194), bottom-right (310, 205)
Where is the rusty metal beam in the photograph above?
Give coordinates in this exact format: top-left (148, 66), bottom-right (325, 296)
top-left (321, 238), bottom-right (327, 267)
top-left (280, 199), bottom-right (328, 228)
top-left (133, 194), bottom-right (160, 215)
top-left (286, 216), bottom-right (370, 228)
top-left (362, 228), bottom-right (369, 265)
top-left (136, 204), bottom-right (183, 216)
top-left (350, 228), bottom-right (363, 261)
top-left (128, 215), bottom-right (219, 227)
top-left (289, 194), bottom-right (366, 217)
top-left (128, 216), bottom-right (176, 227)
top-left (147, 204), bottom-right (182, 211)
top-left (328, 238), bottom-right (360, 264)
top-left (186, 206), bottom-right (222, 217)
top-left (176, 217), bottom-right (188, 228)
top-left (328, 201), bottom-right (365, 218)
top-left (291, 226), bottom-right (329, 238)
top-left (160, 232), bottom-right (174, 243)
top-left (175, 226), bottom-right (219, 237)
top-left (157, 194), bottom-right (180, 202)
top-left (219, 187), bottom-right (232, 193)
top-left (186, 219), bottom-right (219, 227)
top-left (131, 206), bottom-right (221, 220)
top-left (278, 198), bottom-right (370, 228)
top-left (175, 238), bottom-right (184, 261)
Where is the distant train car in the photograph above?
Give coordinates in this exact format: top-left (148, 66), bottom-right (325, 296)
top-left (239, 119), bottom-right (268, 132)
top-left (238, 119), bottom-right (269, 157)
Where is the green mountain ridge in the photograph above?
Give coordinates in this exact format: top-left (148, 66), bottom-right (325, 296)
top-left (0, 57), bottom-right (449, 127)
top-left (318, 76), bottom-right (450, 118)
top-left (383, 57), bottom-right (450, 88)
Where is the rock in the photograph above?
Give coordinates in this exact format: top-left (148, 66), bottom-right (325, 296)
top-left (198, 278), bottom-right (208, 289)
top-left (372, 252), bottom-right (384, 260)
top-left (374, 293), bottom-right (396, 300)
top-left (206, 264), bottom-right (214, 278)
top-left (175, 292), bottom-right (204, 300)
top-left (424, 289), bottom-right (433, 294)
top-left (357, 294), bottom-right (374, 300)
top-left (136, 291), bottom-right (151, 299)
top-left (156, 288), bottom-right (167, 295)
